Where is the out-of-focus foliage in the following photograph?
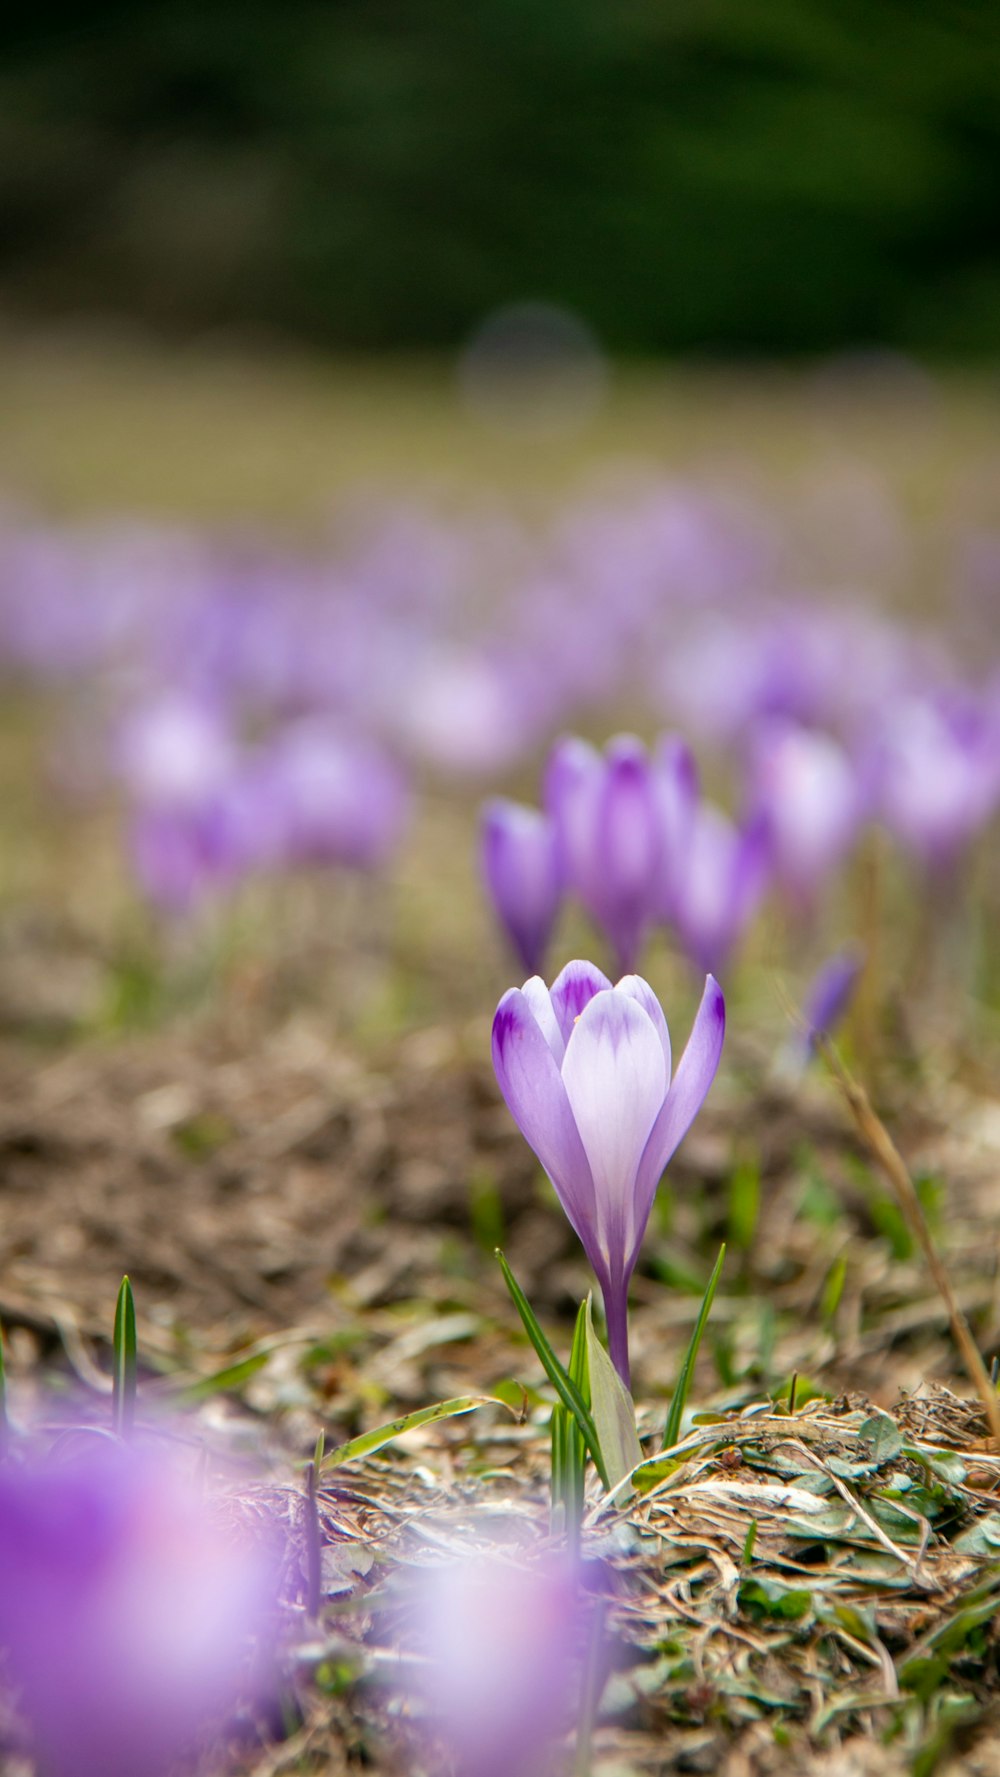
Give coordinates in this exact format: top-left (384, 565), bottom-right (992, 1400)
top-left (0, 1), bottom-right (998, 352)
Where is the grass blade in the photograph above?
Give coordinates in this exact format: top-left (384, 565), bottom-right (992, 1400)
top-left (566, 1295), bottom-right (590, 1506)
top-left (320, 1395), bottom-right (500, 1470)
top-left (496, 1250), bottom-right (610, 1489)
top-left (552, 1300), bottom-right (590, 1534)
top-left (177, 1350), bottom-right (271, 1402)
top-left (304, 1459), bottom-right (321, 1620)
top-left (112, 1275), bottom-right (137, 1440)
top-left (662, 1243), bottom-right (725, 1451)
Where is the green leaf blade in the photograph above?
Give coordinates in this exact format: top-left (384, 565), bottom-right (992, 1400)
top-left (320, 1395), bottom-right (500, 1470)
top-left (496, 1250), bottom-right (611, 1489)
top-left (112, 1275), bottom-right (137, 1440)
top-left (662, 1244), bottom-right (725, 1451)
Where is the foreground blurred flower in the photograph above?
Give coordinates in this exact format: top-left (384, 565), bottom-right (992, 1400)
top-left (0, 1441), bottom-right (279, 1777)
top-left (545, 734), bottom-right (664, 973)
top-left (493, 961), bottom-right (725, 1384)
top-left (480, 798), bottom-right (562, 976)
top-left (409, 1544), bottom-right (585, 1777)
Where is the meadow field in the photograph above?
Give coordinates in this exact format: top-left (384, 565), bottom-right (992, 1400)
top-left (1, 331), bottom-right (1000, 1777)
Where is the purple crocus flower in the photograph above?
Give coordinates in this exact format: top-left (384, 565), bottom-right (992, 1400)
top-left (492, 960), bottom-right (725, 1385)
top-left (778, 944), bottom-right (865, 1080)
top-left (480, 798), bottom-right (562, 976)
top-left (545, 734), bottom-right (664, 974)
top-left (408, 1542), bottom-right (585, 1777)
top-left (749, 719), bottom-right (861, 906)
top-left (653, 733), bottom-right (699, 922)
top-left (115, 694), bottom-right (236, 812)
top-left (247, 719), bottom-right (409, 872)
top-left (869, 692), bottom-right (1000, 869)
top-left (803, 944), bottom-right (864, 1047)
top-left (0, 1441), bottom-right (279, 1777)
top-left (670, 801), bottom-right (771, 976)
top-left (128, 766), bottom-right (273, 916)
top-left (129, 799), bottom-right (234, 915)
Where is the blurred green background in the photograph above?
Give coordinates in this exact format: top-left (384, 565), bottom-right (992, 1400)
top-left (2, 1), bottom-right (999, 355)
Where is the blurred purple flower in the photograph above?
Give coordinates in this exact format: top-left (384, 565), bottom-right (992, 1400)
top-left (749, 719), bottom-right (861, 905)
top-left (409, 1544), bottom-right (584, 1777)
top-left (545, 734), bottom-right (664, 974)
top-left (671, 802), bottom-right (771, 975)
top-left (116, 694), bottom-right (236, 812)
top-left (777, 944), bottom-right (865, 1083)
top-left (480, 798), bottom-right (562, 976)
top-left (390, 646), bottom-right (533, 776)
top-left (0, 1441), bottom-right (279, 1777)
top-left (492, 961), bottom-right (724, 1384)
top-left (128, 766), bottom-right (272, 915)
top-left (803, 945), bottom-right (864, 1049)
top-left (870, 693), bottom-right (1000, 867)
top-left (251, 719), bottom-right (409, 871)
top-left (653, 733), bottom-right (699, 922)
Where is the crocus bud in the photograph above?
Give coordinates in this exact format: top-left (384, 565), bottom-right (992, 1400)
top-left (545, 734), bottom-right (663, 974)
top-left (493, 960), bottom-right (725, 1384)
top-left (776, 944), bottom-right (865, 1082)
top-left (0, 1440), bottom-right (280, 1777)
top-left (480, 798), bottom-right (561, 976)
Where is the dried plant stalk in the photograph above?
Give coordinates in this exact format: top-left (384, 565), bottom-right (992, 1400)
top-left (820, 1037), bottom-right (1000, 1454)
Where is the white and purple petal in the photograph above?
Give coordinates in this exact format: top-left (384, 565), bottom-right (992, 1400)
top-left (630, 975), bottom-right (726, 1269)
top-left (520, 974), bottom-right (564, 1062)
top-left (594, 736), bottom-right (662, 970)
top-left (615, 974), bottom-right (672, 1082)
top-left (561, 989), bottom-right (667, 1279)
top-left (492, 989), bottom-right (596, 1242)
top-left (544, 736), bottom-right (603, 908)
top-left (549, 958), bottom-right (612, 1048)
top-left (480, 799), bottom-right (561, 977)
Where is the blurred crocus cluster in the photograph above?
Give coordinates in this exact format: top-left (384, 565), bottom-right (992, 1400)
top-left (481, 688), bottom-right (1000, 979)
top-left (481, 730), bottom-right (798, 979)
top-left (117, 696), bottom-right (409, 914)
top-left (0, 475), bottom-right (996, 924)
top-left (0, 1436), bottom-right (280, 1777)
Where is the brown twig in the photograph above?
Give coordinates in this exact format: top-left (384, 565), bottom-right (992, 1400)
top-left (819, 1036), bottom-right (1000, 1454)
